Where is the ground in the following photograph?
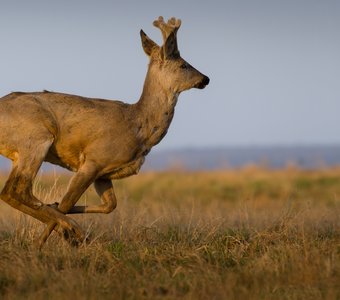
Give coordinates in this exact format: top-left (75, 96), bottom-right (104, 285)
top-left (0, 167), bottom-right (339, 299)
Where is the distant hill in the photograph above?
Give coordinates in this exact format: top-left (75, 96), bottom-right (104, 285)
top-left (1, 145), bottom-right (340, 172)
top-left (142, 145), bottom-right (340, 170)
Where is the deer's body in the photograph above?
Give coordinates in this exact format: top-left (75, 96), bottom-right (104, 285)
top-left (0, 90), bottom-right (175, 177)
top-left (0, 17), bottom-right (209, 247)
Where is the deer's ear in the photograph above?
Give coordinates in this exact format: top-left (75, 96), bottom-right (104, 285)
top-left (163, 32), bottom-right (180, 59)
top-left (140, 30), bottom-right (159, 56)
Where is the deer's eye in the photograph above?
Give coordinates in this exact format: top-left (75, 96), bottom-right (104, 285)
top-left (180, 63), bottom-right (188, 69)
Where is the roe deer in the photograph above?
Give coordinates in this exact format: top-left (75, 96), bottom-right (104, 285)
top-left (0, 16), bottom-right (209, 247)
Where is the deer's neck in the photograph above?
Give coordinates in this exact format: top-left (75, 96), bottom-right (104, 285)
top-left (134, 70), bottom-right (179, 149)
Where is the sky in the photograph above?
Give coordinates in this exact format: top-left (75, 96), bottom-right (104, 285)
top-left (0, 0), bottom-right (339, 150)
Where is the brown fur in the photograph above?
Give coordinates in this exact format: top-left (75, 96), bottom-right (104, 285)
top-left (0, 16), bottom-right (209, 247)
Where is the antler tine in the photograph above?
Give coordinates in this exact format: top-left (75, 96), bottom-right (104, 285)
top-left (153, 16), bottom-right (181, 42)
top-left (169, 17), bottom-right (181, 29)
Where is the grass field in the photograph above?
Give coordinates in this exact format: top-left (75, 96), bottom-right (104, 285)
top-left (0, 167), bottom-right (339, 299)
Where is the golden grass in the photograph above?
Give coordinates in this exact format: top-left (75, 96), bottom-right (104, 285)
top-left (0, 167), bottom-right (339, 299)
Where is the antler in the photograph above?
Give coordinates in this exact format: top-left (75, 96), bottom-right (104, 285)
top-left (153, 16), bottom-right (181, 42)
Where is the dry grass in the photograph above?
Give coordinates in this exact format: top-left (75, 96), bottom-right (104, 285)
top-left (0, 167), bottom-right (339, 299)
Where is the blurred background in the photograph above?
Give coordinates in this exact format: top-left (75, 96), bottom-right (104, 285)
top-left (0, 0), bottom-right (339, 170)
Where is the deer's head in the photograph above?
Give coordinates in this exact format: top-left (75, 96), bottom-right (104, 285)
top-left (140, 16), bottom-right (209, 94)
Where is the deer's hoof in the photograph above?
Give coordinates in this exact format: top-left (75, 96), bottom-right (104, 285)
top-left (47, 202), bottom-right (59, 209)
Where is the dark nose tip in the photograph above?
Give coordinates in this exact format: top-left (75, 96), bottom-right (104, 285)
top-left (196, 75), bottom-right (210, 89)
top-left (203, 76), bottom-right (210, 86)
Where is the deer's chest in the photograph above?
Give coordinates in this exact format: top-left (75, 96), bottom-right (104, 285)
top-left (136, 109), bottom-right (175, 148)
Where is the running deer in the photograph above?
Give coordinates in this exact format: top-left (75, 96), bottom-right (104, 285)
top-left (0, 16), bottom-right (209, 247)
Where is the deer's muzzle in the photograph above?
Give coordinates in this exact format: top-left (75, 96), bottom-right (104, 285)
top-left (195, 75), bottom-right (210, 89)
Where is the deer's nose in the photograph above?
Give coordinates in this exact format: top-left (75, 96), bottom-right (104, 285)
top-left (197, 75), bottom-right (209, 89)
top-left (202, 76), bottom-right (210, 86)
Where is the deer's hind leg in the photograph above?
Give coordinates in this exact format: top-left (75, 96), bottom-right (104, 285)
top-left (0, 138), bottom-right (84, 241)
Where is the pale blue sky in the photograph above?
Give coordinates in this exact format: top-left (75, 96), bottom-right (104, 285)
top-left (0, 0), bottom-right (339, 150)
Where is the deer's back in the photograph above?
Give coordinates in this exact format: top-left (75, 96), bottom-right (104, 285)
top-left (0, 91), bottom-right (141, 172)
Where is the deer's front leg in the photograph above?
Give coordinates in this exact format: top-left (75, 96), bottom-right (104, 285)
top-left (37, 162), bottom-right (98, 247)
top-left (65, 159), bottom-right (144, 214)
top-left (67, 178), bottom-right (117, 214)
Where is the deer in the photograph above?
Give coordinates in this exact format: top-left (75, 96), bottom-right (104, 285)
top-left (0, 16), bottom-right (209, 248)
